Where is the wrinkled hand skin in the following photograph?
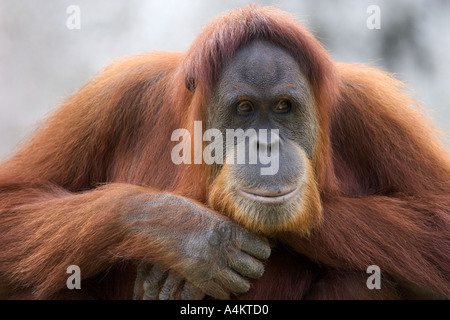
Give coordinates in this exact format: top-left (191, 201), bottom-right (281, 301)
top-left (133, 264), bottom-right (205, 300)
top-left (133, 220), bottom-right (271, 300)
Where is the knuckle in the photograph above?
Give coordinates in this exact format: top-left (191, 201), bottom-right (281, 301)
top-left (143, 278), bottom-right (153, 292)
top-left (207, 221), bottom-right (235, 248)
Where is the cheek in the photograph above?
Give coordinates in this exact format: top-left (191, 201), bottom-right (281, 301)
top-left (289, 111), bottom-right (318, 159)
top-left (207, 148), bottom-right (323, 236)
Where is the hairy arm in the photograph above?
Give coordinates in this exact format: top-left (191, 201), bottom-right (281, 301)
top-left (283, 194), bottom-right (450, 298)
top-left (284, 64), bottom-right (450, 298)
top-left (0, 183), bottom-right (269, 299)
top-left (0, 54), bottom-right (269, 299)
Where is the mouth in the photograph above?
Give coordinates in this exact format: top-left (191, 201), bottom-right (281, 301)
top-left (238, 187), bottom-right (299, 204)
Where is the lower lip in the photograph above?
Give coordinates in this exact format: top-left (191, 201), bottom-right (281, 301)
top-left (237, 187), bottom-right (299, 204)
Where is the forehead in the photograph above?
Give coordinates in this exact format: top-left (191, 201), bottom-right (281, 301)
top-left (218, 39), bottom-right (305, 89)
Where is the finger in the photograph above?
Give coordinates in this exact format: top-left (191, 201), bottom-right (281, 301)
top-left (197, 279), bottom-right (230, 300)
top-left (220, 269), bottom-right (250, 294)
top-left (143, 265), bottom-right (168, 300)
top-left (181, 281), bottom-right (205, 300)
top-left (228, 251), bottom-right (265, 279)
top-left (133, 262), bottom-right (152, 300)
top-left (159, 272), bottom-right (183, 300)
top-left (237, 232), bottom-right (271, 260)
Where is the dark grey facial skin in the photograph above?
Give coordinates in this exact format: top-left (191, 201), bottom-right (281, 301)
top-left (207, 39), bottom-right (317, 193)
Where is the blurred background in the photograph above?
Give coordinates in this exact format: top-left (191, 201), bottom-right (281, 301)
top-left (0, 0), bottom-right (449, 159)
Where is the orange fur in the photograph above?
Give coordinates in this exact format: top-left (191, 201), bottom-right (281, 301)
top-left (0, 6), bottom-right (448, 299)
top-left (208, 147), bottom-right (322, 236)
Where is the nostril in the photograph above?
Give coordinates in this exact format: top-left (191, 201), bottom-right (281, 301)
top-left (252, 132), bottom-right (279, 153)
top-left (258, 139), bottom-right (274, 151)
top-left (255, 140), bottom-right (274, 153)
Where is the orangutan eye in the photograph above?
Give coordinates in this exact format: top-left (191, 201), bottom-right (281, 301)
top-left (236, 101), bottom-right (254, 116)
top-left (274, 99), bottom-right (292, 113)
